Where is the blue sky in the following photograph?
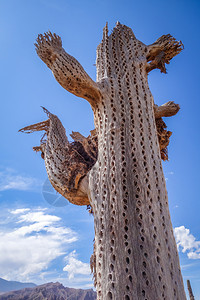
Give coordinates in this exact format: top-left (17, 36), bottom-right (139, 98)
top-left (0, 0), bottom-right (200, 298)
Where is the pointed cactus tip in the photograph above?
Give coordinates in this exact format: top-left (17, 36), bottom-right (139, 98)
top-left (116, 21), bottom-right (121, 27)
top-left (41, 106), bottom-right (51, 116)
top-left (103, 22), bottom-right (108, 38)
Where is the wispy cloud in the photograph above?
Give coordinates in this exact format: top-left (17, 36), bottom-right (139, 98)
top-left (181, 263), bottom-right (196, 270)
top-left (174, 226), bottom-right (200, 259)
top-left (63, 250), bottom-right (91, 280)
top-left (0, 208), bottom-right (78, 282)
top-left (165, 171), bottom-right (174, 182)
top-left (0, 168), bottom-right (42, 191)
top-left (10, 208), bottom-right (30, 215)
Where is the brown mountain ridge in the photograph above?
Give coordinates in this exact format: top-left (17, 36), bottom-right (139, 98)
top-left (0, 282), bottom-right (96, 300)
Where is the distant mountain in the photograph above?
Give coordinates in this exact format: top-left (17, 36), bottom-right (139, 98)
top-left (0, 282), bottom-right (97, 300)
top-left (0, 277), bottom-right (36, 293)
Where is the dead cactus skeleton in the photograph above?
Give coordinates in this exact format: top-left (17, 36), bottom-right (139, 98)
top-left (20, 23), bottom-right (186, 299)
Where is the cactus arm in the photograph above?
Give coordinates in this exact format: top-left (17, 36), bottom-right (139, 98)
top-left (154, 101), bottom-right (180, 118)
top-left (146, 34), bottom-right (183, 73)
top-left (35, 32), bottom-right (101, 106)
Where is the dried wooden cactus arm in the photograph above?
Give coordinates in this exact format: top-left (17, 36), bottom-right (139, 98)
top-left (35, 32), bottom-right (101, 106)
top-left (154, 101), bottom-right (180, 118)
top-left (146, 34), bottom-right (183, 73)
top-left (154, 101), bottom-right (180, 160)
top-left (19, 108), bottom-right (98, 206)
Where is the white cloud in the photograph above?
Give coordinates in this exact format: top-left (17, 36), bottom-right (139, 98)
top-left (0, 208), bottom-right (78, 282)
top-left (0, 169), bottom-right (42, 191)
top-left (174, 226), bottom-right (200, 259)
top-left (187, 252), bottom-right (200, 259)
top-left (63, 250), bottom-right (91, 280)
top-left (10, 208), bottom-right (30, 215)
top-left (17, 210), bottom-right (60, 224)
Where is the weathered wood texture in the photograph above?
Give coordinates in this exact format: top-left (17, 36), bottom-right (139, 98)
top-left (20, 23), bottom-right (186, 299)
top-left (19, 108), bottom-right (97, 205)
top-left (89, 23), bottom-right (185, 300)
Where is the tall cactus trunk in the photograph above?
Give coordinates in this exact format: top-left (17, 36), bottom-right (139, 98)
top-left (89, 86), bottom-right (185, 299)
top-left (89, 27), bottom-right (185, 300)
top-left (20, 22), bottom-right (186, 300)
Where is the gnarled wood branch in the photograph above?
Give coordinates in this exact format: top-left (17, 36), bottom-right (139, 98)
top-left (154, 101), bottom-right (180, 118)
top-left (19, 108), bottom-right (98, 206)
top-left (156, 118), bottom-right (172, 161)
top-left (153, 101), bottom-right (180, 160)
top-left (35, 32), bottom-right (101, 106)
top-left (146, 34), bottom-right (183, 73)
